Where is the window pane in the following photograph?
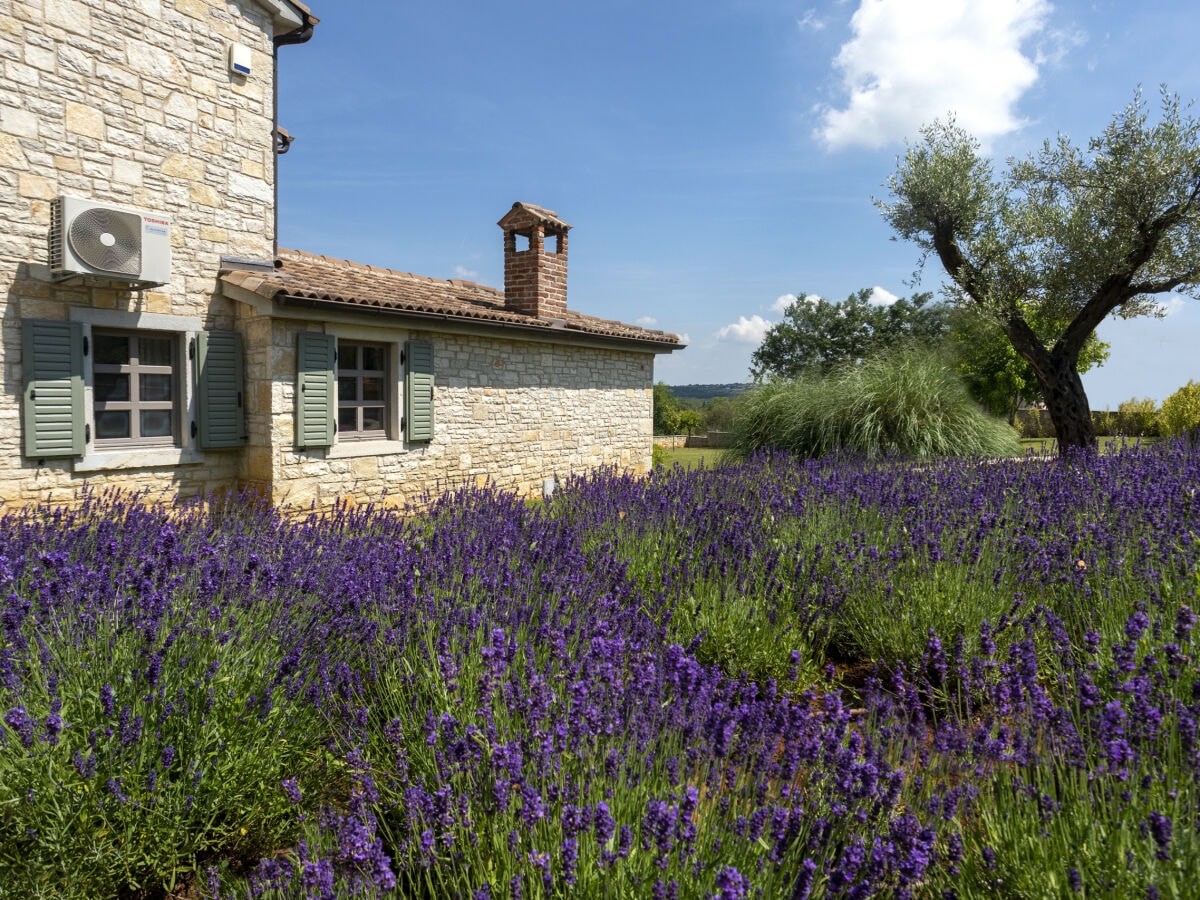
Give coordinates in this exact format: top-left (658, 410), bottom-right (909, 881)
top-left (338, 343), bottom-right (359, 373)
top-left (361, 377), bottom-right (383, 402)
top-left (140, 409), bottom-right (173, 438)
top-left (95, 410), bottom-right (130, 439)
top-left (139, 336), bottom-right (172, 367)
top-left (95, 372), bottom-right (130, 402)
top-left (338, 407), bottom-right (358, 433)
top-left (338, 376), bottom-right (357, 402)
top-left (140, 373), bottom-right (172, 402)
top-left (361, 408), bottom-right (385, 432)
top-left (94, 334), bottom-right (129, 365)
top-left (361, 345), bottom-right (385, 371)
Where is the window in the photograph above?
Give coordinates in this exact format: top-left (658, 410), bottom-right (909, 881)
top-left (337, 340), bottom-right (388, 440)
top-left (294, 334), bottom-right (432, 451)
top-left (21, 316), bottom-right (245, 463)
top-left (92, 330), bottom-right (179, 448)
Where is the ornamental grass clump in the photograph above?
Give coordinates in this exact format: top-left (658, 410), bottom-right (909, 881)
top-left (1, 444), bottom-right (1199, 896)
top-left (730, 347), bottom-right (1021, 460)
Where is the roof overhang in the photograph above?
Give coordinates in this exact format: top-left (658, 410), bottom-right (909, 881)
top-left (221, 280), bottom-right (685, 355)
top-left (252, 0), bottom-right (316, 35)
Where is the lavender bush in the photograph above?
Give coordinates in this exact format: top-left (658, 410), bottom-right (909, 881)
top-left (1, 444), bottom-right (1197, 897)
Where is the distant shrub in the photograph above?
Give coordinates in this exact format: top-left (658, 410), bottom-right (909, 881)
top-left (1105, 397), bottom-right (1160, 437)
top-left (730, 348), bottom-right (1021, 459)
top-left (1160, 380), bottom-right (1200, 440)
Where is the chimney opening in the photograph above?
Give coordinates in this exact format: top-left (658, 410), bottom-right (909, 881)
top-left (514, 231), bottom-right (532, 253)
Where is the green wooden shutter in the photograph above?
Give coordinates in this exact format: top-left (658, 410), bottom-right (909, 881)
top-left (296, 332), bottom-right (335, 449)
top-left (22, 319), bottom-right (85, 459)
top-left (196, 331), bottom-right (246, 449)
top-left (405, 340), bottom-right (435, 442)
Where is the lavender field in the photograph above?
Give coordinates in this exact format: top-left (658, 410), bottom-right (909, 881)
top-left (1, 445), bottom-right (1198, 898)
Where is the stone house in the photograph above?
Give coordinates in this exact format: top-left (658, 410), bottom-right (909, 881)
top-left (1, 0), bottom-right (683, 509)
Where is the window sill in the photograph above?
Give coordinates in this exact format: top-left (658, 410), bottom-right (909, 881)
top-left (327, 439), bottom-right (406, 459)
top-left (75, 447), bottom-right (207, 473)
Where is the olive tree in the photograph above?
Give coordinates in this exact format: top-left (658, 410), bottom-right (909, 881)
top-left (946, 305), bottom-right (1110, 424)
top-left (880, 89), bottom-right (1200, 453)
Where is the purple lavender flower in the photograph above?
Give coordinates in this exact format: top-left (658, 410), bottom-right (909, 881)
top-left (282, 777), bottom-right (302, 805)
top-left (792, 857), bottom-right (817, 899)
top-left (561, 837), bottom-right (578, 887)
top-left (71, 750), bottom-right (96, 778)
top-left (99, 684), bottom-right (115, 717)
top-left (594, 800), bottom-right (616, 847)
top-left (106, 778), bottom-right (129, 804)
top-left (1146, 811), bottom-right (1173, 860)
top-left (711, 865), bottom-right (749, 899)
top-left (1068, 867), bottom-right (1082, 893)
top-left (5, 706), bottom-right (34, 748)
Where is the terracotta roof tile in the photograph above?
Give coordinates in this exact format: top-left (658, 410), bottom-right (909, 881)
top-left (220, 249), bottom-right (685, 351)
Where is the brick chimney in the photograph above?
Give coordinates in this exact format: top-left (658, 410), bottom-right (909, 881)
top-left (498, 202), bottom-right (571, 317)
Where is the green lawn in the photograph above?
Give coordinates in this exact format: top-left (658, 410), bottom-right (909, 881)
top-left (660, 437), bottom-right (1157, 468)
top-left (655, 446), bottom-right (728, 470)
top-left (1019, 435), bottom-right (1159, 454)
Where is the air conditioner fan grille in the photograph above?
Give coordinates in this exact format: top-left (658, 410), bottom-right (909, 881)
top-left (68, 207), bottom-right (142, 277)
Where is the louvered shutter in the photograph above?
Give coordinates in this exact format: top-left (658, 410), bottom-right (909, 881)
top-left (296, 332), bottom-right (335, 449)
top-left (405, 340), bottom-right (435, 442)
top-left (196, 332), bottom-right (246, 449)
top-left (22, 319), bottom-right (85, 459)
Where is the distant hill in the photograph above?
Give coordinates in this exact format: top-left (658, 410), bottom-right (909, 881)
top-left (668, 383), bottom-right (753, 401)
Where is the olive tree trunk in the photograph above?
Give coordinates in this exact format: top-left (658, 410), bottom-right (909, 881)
top-left (1003, 318), bottom-right (1098, 455)
top-left (1037, 351), bottom-right (1097, 453)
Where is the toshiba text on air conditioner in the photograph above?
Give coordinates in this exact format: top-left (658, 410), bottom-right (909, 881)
top-left (49, 196), bottom-right (171, 287)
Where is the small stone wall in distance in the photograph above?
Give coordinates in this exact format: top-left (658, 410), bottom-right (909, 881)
top-left (652, 432), bottom-right (734, 450)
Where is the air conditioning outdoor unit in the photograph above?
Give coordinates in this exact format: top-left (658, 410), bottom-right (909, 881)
top-left (49, 195), bottom-right (171, 287)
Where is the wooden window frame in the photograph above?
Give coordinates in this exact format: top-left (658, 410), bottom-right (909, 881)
top-left (336, 340), bottom-right (390, 441)
top-left (92, 329), bottom-right (180, 450)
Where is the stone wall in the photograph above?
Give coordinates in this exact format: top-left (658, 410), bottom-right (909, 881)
top-left (250, 316), bottom-right (656, 510)
top-left (1, 0), bottom-right (279, 505)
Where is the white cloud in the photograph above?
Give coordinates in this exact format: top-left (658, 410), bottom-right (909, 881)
top-left (717, 315), bottom-right (774, 344)
top-left (1034, 26), bottom-right (1086, 67)
top-left (771, 293), bottom-right (798, 313)
top-left (453, 264), bottom-right (478, 279)
top-left (868, 285), bottom-right (899, 306)
top-left (1154, 295), bottom-right (1187, 317)
top-left (636, 315), bottom-right (659, 327)
top-left (798, 9), bottom-right (826, 31)
top-left (771, 293), bottom-right (821, 313)
top-left (816, 0), bottom-right (1052, 151)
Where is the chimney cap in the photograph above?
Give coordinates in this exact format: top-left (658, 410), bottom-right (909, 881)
top-left (498, 202), bottom-right (572, 232)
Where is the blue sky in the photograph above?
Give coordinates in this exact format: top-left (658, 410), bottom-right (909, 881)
top-left (277, 0), bottom-right (1200, 407)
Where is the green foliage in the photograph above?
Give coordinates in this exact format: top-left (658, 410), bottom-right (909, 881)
top-left (947, 306), bottom-right (1110, 422)
top-left (828, 557), bottom-right (1019, 668)
top-left (670, 582), bottom-right (825, 688)
top-left (653, 382), bottom-right (702, 435)
top-left (880, 89), bottom-right (1200, 450)
top-left (730, 347), bottom-right (1021, 460)
top-left (651, 443), bottom-right (670, 468)
top-left (751, 288), bottom-right (948, 380)
top-left (1160, 380), bottom-right (1200, 438)
top-left (701, 395), bottom-right (738, 432)
top-left (0, 596), bottom-right (335, 897)
top-left (1113, 396), bottom-right (1161, 436)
